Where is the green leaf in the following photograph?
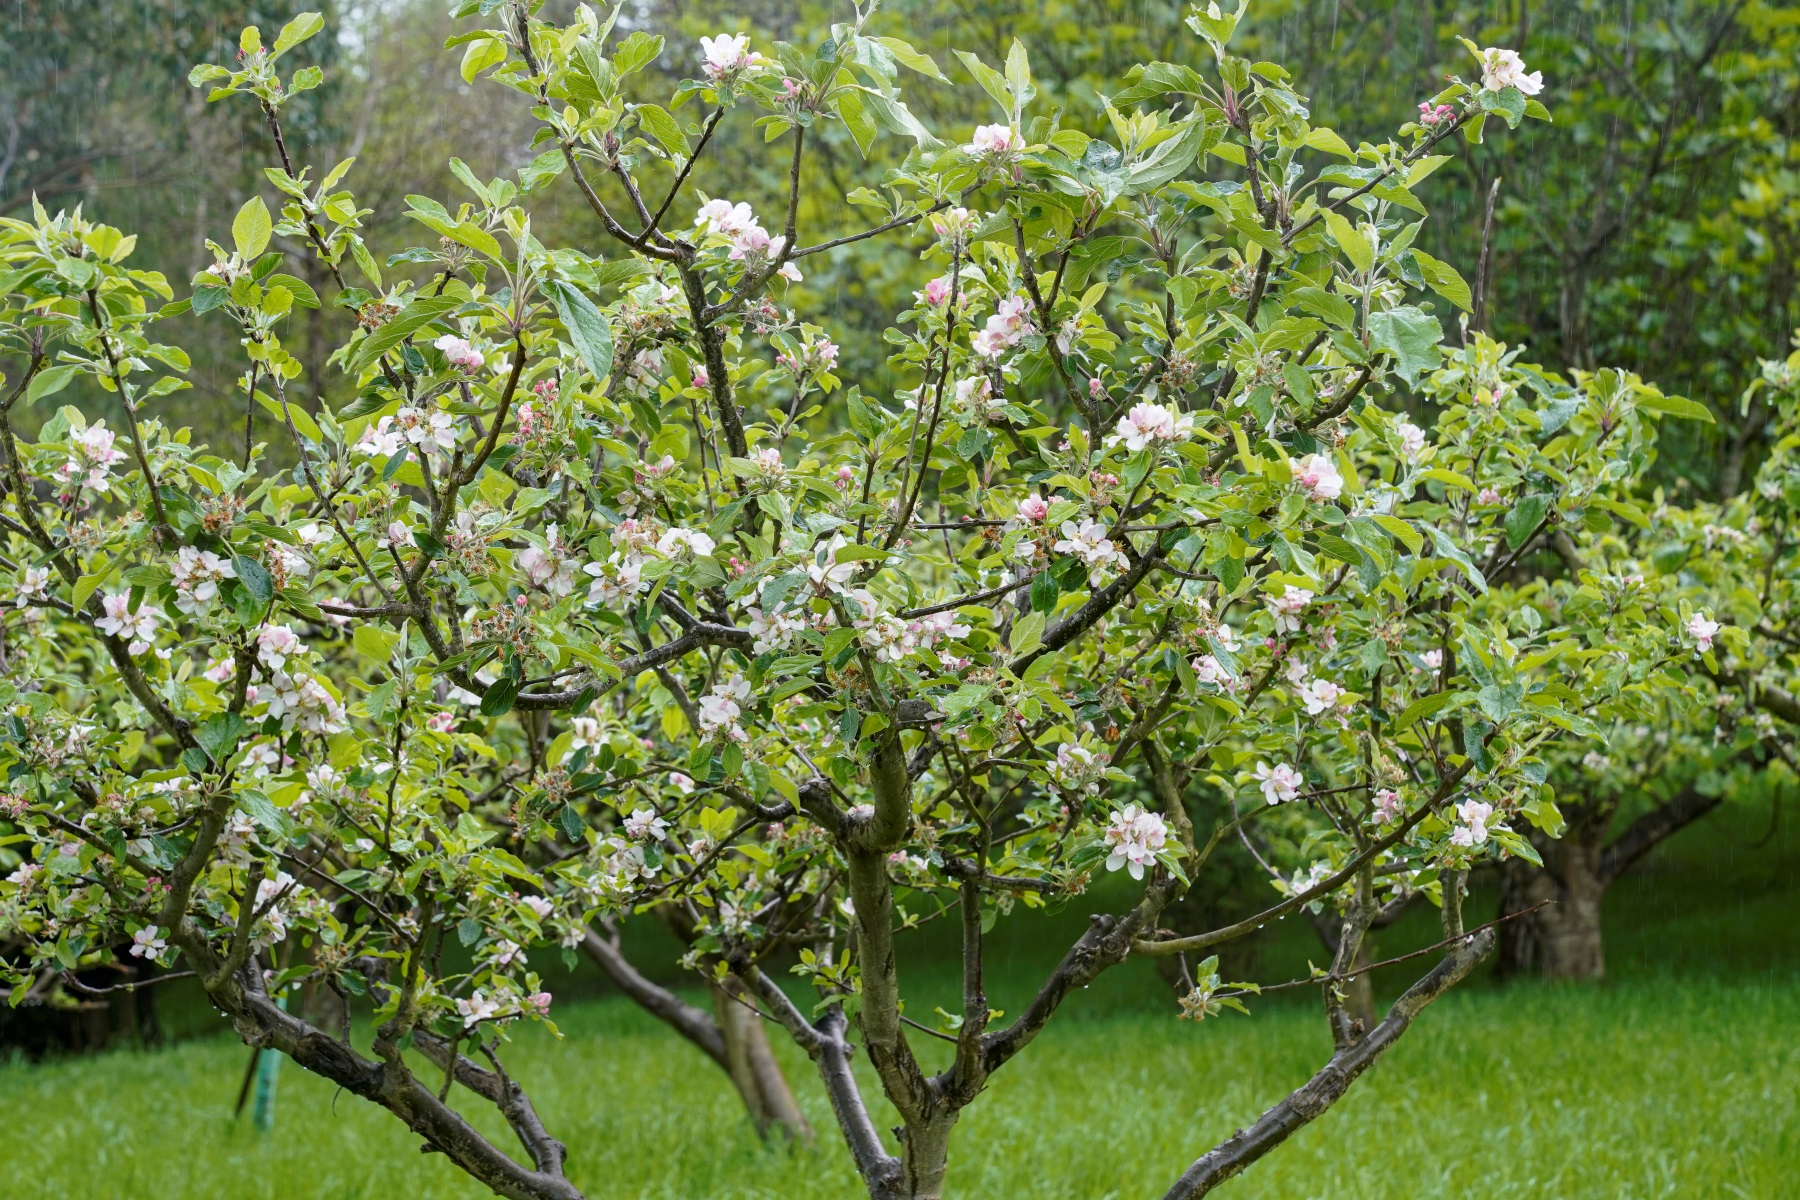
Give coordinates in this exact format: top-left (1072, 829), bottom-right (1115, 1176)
top-left (232, 197), bottom-right (272, 260)
top-left (239, 789), bottom-right (291, 838)
top-left (1410, 249), bottom-right (1472, 311)
top-left (872, 37), bottom-right (947, 81)
top-left (832, 543), bottom-right (887, 563)
top-left (1426, 525), bottom-right (1488, 593)
top-left (263, 274), bottom-right (320, 309)
top-left (1303, 127), bottom-right (1355, 159)
top-left (352, 625), bottom-right (398, 664)
top-left (480, 676), bottom-right (520, 717)
top-left (460, 35), bottom-right (508, 82)
top-left (636, 104), bottom-right (689, 157)
top-left (1367, 305), bottom-right (1443, 385)
top-left (544, 280), bottom-right (614, 383)
top-left (1503, 494), bottom-right (1551, 550)
top-left (1324, 210), bottom-right (1373, 275)
top-left (257, 394), bottom-right (322, 444)
top-left (196, 712), bottom-right (247, 763)
top-left (1391, 690), bottom-right (1457, 731)
top-left (25, 365), bottom-right (78, 404)
top-left (272, 11), bottom-right (324, 57)
top-left (1476, 682), bottom-right (1524, 724)
top-left (1371, 514), bottom-right (1423, 553)
top-left (1633, 391), bottom-right (1715, 423)
top-left (234, 555), bottom-right (274, 606)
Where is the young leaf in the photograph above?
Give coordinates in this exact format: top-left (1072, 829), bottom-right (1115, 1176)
top-left (232, 197), bottom-right (271, 260)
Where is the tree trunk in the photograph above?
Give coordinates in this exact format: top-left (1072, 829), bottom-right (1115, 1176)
top-left (1495, 836), bottom-right (1606, 981)
top-left (895, 1114), bottom-right (959, 1200)
top-left (711, 983), bottom-right (813, 1142)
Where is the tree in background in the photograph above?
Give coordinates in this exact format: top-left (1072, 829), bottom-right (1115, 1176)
top-left (1490, 335), bottom-right (1800, 978)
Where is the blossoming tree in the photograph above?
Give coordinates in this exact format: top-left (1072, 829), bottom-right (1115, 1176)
top-left (0, 4), bottom-right (1750, 1199)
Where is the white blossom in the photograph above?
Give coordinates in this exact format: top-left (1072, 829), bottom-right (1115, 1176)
top-left (1479, 47), bottom-right (1544, 96)
top-left (1103, 804), bottom-right (1169, 880)
top-left (129, 924), bottom-right (167, 960)
top-left (1265, 586), bottom-right (1314, 635)
top-left (1105, 402), bottom-right (1194, 453)
top-left (1254, 761), bottom-right (1303, 805)
top-left (1054, 519), bottom-right (1129, 585)
top-left (1448, 799), bottom-right (1495, 847)
top-left (96, 592), bottom-right (160, 656)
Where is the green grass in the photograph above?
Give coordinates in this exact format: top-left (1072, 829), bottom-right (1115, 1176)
top-left (3, 799), bottom-right (1795, 1199)
top-left (1, 978), bottom-right (1794, 1199)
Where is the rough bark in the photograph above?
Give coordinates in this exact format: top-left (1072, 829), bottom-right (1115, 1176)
top-left (1495, 834), bottom-right (1607, 980)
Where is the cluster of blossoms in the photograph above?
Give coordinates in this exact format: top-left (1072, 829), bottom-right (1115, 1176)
top-left (519, 524), bottom-right (578, 597)
top-left (1048, 742), bottom-right (1107, 796)
top-left (1106, 402), bottom-right (1195, 454)
top-left (1417, 101), bottom-right (1456, 126)
top-left (972, 295), bottom-right (1034, 358)
top-left (58, 423), bottom-right (126, 495)
top-left (963, 124), bottom-right (1021, 159)
top-left (1054, 519), bottom-right (1129, 585)
top-left (861, 610), bottom-right (971, 663)
top-left (96, 592), bottom-right (162, 656)
top-left (1289, 663), bottom-right (1350, 718)
top-left (1102, 804), bottom-right (1170, 880)
top-left (698, 33), bottom-right (766, 84)
top-left (1396, 420), bottom-right (1429, 461)
top-left (694, 199), bottom-right (802, 282)
top-left (1478, 46), bottom-right (1543, 95)
top-left (358, 404), bottom-right (457, 458)
top-left (950, 375), bottom-right (1005, 424)
top-left (169, 547), bottom-right (235, 615)
top-left (1448, 798), bottom-right (1495, 848)
top-left (1372, 788), bottom-right (1405, 823)
top-left (776, 331), bottom-right (838, 375)
top-left (434, 334), bottom-right (485, 373)
top-left (696, 674), bottom-right (752, 742)
top-left (455, 985), bottom-right (553, 1031)
top-left (1255, 761), bottom-right (1304, 805)
top-left (621, 807), bottom-right (670, 842)
top-left (917, 275), bottom-right (959, 308)
top-left (746, 604), bottom-right (807, 655)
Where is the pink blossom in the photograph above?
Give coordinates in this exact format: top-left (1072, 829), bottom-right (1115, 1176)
top-left (964, 124), bottom-right (1020, 157)
top-left (434, 334), bottom-right (485, 373)
top-left (1018, 495), bottom-right (1049, 522)
top-left (1295, 452), bottom-right (1345, 501)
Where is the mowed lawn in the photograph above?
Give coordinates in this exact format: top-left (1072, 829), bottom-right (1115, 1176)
top-left (3, 808), bottom-right (1796, 1200)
